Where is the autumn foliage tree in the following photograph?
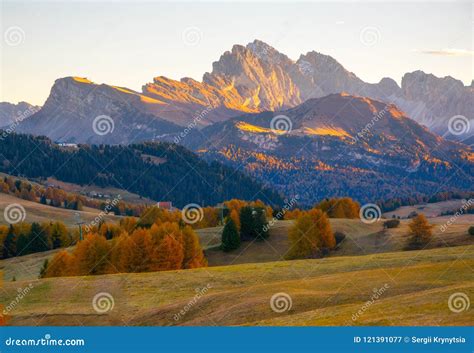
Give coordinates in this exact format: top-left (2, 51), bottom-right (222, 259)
top-left (43, 250), bottom-right (74, 277)
top-left (315, 198), bottom-right (360, 218)
top-left (44, 222), bottom-right (207, 278)
top-left (74, 233), bottom-right (112, 275)
top-left (286, 209), bottom-right (335, 259)
top-left (406, 214), bottom-right (433, 250)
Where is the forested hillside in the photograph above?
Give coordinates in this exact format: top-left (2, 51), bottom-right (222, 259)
top-left (0, 132), bottom-right (282, 207)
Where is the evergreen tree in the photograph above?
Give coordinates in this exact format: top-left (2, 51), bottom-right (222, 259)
top-left (28, 222), bottom-right (49, 253)
top-left (16, 233), bottom-right (30, 256)
top-left (253, 207), bottom-right (269, 240)
top-left (2, 225), bottom-right (16, 259)
top-left (221, 218), bottom-right (240, 252)
top-left (49, 222), bottom-right (69, 249)
top-left (239, 206), bottom-right (255, 240)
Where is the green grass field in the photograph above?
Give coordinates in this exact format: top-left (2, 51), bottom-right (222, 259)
top-left (1, 245), bottom-right (472, 326)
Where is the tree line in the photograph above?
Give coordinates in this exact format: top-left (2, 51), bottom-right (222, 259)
top-left (221, 205), bottom-right (269, 252)
top-left (42, 222), bottom-right (206, 278)
top-left (0, 132), bottom-right (283, 208)
top-left (0, 176), bottom-right (144, 216)
top-left (0, 222), bottom-right (73, 259)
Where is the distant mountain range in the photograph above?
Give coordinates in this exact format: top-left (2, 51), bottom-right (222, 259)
top-left (0, 40), bottom-right (471, 205)
top-left (0, 101), bottom-right (39, 127)
top-left (2, 39), bottom-right (471, 144)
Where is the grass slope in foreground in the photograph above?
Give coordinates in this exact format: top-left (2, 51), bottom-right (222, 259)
top-left (1, 245), bottom-right (472, 326)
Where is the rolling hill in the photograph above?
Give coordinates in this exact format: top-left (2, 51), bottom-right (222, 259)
top-left (3, 211), bottom-right (471, 281)
top-left (1, 245), bottom-right (472, 326)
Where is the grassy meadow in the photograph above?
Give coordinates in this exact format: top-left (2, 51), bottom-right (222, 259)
top-left (0, 193), bottom-right (472, 326)
top-left (1, 245), bottom-right (472, 326)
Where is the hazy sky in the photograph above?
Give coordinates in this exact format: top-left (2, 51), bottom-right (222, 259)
top-left (1, 1), bottom-right (472, 105)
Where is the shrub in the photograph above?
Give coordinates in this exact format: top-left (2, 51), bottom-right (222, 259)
top-left (383, 219), bottom-right (400, 229)
top-left (468, 226), bottom-right (474, 236)
top-left (334, 231), bottom-right (346, 245)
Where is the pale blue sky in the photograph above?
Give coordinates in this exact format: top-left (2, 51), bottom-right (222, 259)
top-left (1, 1), bottom-right (472, 105)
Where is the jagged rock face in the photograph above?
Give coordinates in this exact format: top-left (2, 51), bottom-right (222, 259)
top-left (14, 39), bottom-right (472, 143)
top-left (290, 52), bottom-right (400, 102)
top-left (185, 94), bottom-right (472, 205)
top-left (17, 77), bottom-right (181, 144)
top-left (142, 40), bottom-right (302, 124)
top-left (392, 71), bottom-right (474, 138)
top-left (142, 40), bottom-right (471, 139)
top-left (0, 101), bottom-right (40, 127)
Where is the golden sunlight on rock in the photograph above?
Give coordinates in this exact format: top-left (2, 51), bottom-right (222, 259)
top-left (72, 77), bottom-right (93, 84)
top-left (304, 126), bottom-right (351, 138)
